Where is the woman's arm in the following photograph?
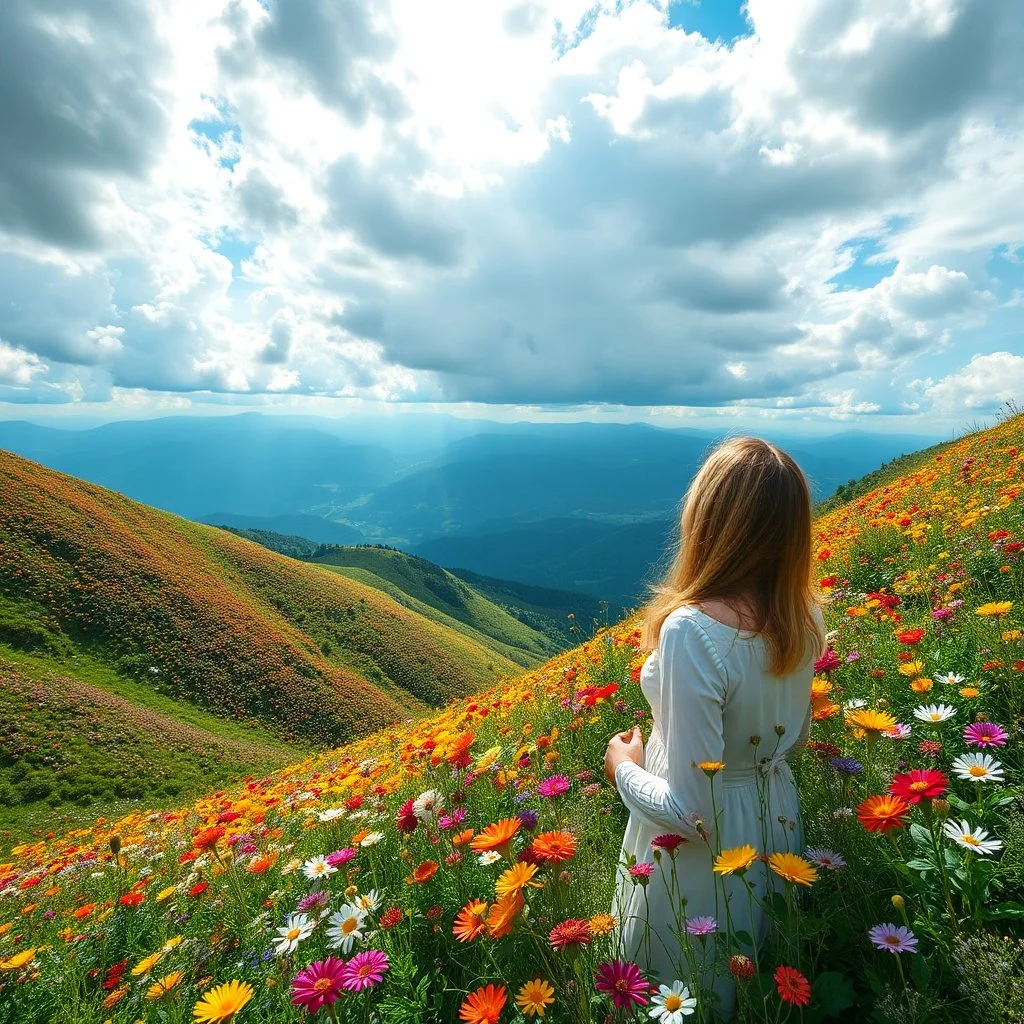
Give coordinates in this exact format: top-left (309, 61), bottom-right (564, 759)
top-left (612, 615), bottom-right (728, 838)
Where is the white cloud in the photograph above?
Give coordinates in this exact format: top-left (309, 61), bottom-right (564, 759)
top-left (915, 352), bottom-right (1024, 413)
top-left (0, 0), bottom-right (1021, 421)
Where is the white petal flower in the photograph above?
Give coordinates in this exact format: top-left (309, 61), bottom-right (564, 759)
top-left (951, 753), bottom-right (1005, 783)
top-left (326, 904), bottom-right (367, 952)
top-left (649, 980), bottom-right (697, 1020)
top-left (942, 819), bottom-right (1003, 856)
top-left (273, 913), bottom-right (315, 955)
top-left (912, 703), bottom-right (956, 724)
top-left (301, 855), bottom-right (337, 880)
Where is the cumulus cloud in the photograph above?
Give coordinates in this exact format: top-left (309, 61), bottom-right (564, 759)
top-left (915, 352), bottom-right (1024, 413)
top-left (0, 0), bottom-right (1021, 420)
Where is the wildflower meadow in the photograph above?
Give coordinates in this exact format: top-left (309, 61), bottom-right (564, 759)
top-left (1, 414), bottom-right (1023, 1023)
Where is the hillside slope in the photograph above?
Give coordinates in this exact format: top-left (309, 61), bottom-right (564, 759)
top-left (0, 451), bottom-right (518, 752)
top-left (309, 546), bottom-right (564, 665)
top-left (1, 415), bottom-right (1022, 1023)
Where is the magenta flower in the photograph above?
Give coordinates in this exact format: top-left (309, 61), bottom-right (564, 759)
top-left (438, 807), bottom-right (467, 830)
top-left (342, 950), bottom-right (389, 992)
top-left (326, 848), bottom-right (356, 868)
top-left (291, 957), bottom-right (347, 1012)
top-left (594, 960), bottom-right (649, 1008)
top-left (627, 862), bottom-right (655, 881)
top-left (815, 648), bottom-right (841, 673)
top-left (651, 833), bottom-right (687, 853)
top-left (932, 607), bottom-right (953, 622)
top-left (868, 923), bottom-right (918, 954)
top-left (964, 721), bottom-right (1008, 748)
top-left (537, 775), bottom-right (571, 798)
top-left (296, 889), bottom-right (330, 913)
top-left (686, 915), bottom-right (718, 936)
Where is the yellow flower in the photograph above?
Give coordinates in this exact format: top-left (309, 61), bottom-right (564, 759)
top-left (910, 678), bottom-right (933, 694)
top-left (588, 913), bottom-right (617, 937)
top-left (132, 951), bottom-right (163, 977)
top-left (698, 761), bottom-right (725, 776)
top-left (845, 708), bottom-right (897, 733)
top-left (976, 601), bottom-right (1013, 618)
top-left (898, 661), bottom-right (925, 678)
top-left (713, 845), bottom-right (758, 876)
top-left (193, 980), bottom-right (254, 1023)
top-left (516, 978), bottom-right (556, 1018)
top-left (156, 886), bottom-right (177, 902)
top-left (495, 862), bottom-right (542, 899)
top-left (147, 970), bottom-right (185, 1001)
top-left (163, 935), bottom-right (184, 951)
top-left (768, 852), bottom-right (818, 887)
top-left (1001, 629), bottom-right (1022, 642)
top-left (0, 948), bottom-right (36, 971)
top-left (959, 687), bottom-right (980, 699)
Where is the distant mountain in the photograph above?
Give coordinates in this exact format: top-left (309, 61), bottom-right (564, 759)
top-left (0, 414), bottom-right (941, 603)
top-left (0, 451), bottom-right (520, 755)
top-left (0, 415), bottom-right (396, 520)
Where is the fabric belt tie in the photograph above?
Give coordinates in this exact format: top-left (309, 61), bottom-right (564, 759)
top-left (718, 757), bottom-right (794, 789)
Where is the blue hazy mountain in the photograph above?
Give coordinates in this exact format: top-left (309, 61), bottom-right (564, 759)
top-left (0, 413), bottom-right (939, 603)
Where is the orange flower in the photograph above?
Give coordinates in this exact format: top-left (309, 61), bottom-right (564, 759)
top-left (459, 983), bottom-right (508, 1024)
top-left (485, 891), bottom-right (525, 939)
top-left (247, 852), bottom-right (278, 874)
top-left (452, 900), bottom-right (489, 942)
top-left (407, 860), bottom-right (438, 884)
top-left (530, 831), bottom-right (576, 863)
top-left (119, 892), bottom-right (145, 908)
top-left (72, 903), bottom-right (96, 919)
top-left (470, 819), bottom-right (522, 859)
top-left (452, 829), bottom-right (475, 848)
top-left (856, 794), bottom-right (910, 833)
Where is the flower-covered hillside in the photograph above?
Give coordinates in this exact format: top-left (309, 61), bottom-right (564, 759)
top-left (1, 414), bottom-right (1023, 1023)
top-left (0, 450), bottom-right (523, 749)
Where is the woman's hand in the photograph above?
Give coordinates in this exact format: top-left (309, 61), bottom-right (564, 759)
top-left (604, 726), bottom-right (645, 784)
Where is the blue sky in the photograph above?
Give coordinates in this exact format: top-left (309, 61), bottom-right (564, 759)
top-left (0, 0), bottom-right (1021, 434)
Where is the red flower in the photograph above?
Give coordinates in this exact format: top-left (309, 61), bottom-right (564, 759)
top-left (119, 892), bottom-right (144, 907)
top-left (888, 769), bottom-right (947, 805)
top-left (192, 826), bottom-right (225, 852)
top-left (395, 799), bottom-right (418, 834)
top-left (379, 907), bottom-right (403, 930)
top-left (894, 628), bottom-right (925, 645)
top-left (189, 882), bottom-right (209, 897)
top-left (774, 965), bottom-right (811, 1007)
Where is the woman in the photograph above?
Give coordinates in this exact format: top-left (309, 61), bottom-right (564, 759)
top-left (606, 436), bottom-right (824, 1020)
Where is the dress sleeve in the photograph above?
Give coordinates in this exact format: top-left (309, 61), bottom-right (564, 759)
top-left (614, 614), bottom-right (727, 839)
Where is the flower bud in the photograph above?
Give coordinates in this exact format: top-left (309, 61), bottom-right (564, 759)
top-left (891, 894), bottom-right (905, 910)
top-left (931, 798), bottom-right (950, 820)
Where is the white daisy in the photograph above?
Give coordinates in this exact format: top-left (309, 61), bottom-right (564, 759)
top-left (273, 913), bottom-right (315, 955)
top-left (317, 808), bottom-right (346, 823)
top-left (942, 819), bottom-right (1003, 856)
top-left (359, 832), bottom-right (385, 847)
top-left (649, 980), bottom-right (697, 1020)
top-left (301, 855), bottom-right (337, 881)
top-left (913, 703), bottom-right (956, 724)
top-left (933, 672), bottom-right (965, 687)
top-left (477, 851), bottom-right (502, 866)
top-left (951, 752), bottom-right (1005, 784)
top-left (354, 888), bottom-right (381, 914)
top-left (845, 698), bottom-right (868, 711)
top-left (326, 904), bottom-right (367, 952)
top-left (412, 789), bottom-right (445, 824)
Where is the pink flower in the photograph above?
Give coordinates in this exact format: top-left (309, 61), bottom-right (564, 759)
top-left (326, 848), bottom-right (356, 868)
top-left (628, 862), bottom-right (655, 878)
top-left (651, 834), bottom-right (687, 853)
top-left (815, 649), bottom-right (842, 673)
top-left (292, 958), bottom-right (346, 1012)
top-left (964, 722), bottom-right (1008, 748)
top-left (537, 775), bottom-right (571, 798)
top-left (342, 950), bottom-right (389, 992)
top-left (686, 916), bottom-right (718, 936)
top-left (594, 960), bottom-right (649, 1009)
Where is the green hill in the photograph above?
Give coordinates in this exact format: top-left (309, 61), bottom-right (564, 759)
top-left (0, 450), bottom-right (525, 824)
top-left (308, 546), bottom-right (564, 665)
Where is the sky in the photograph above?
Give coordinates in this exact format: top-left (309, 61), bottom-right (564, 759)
top-left (0, 0), bottom-right (1021, 434)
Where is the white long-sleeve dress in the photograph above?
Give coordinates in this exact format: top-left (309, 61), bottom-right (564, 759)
top-left (612, 605), bottom-right (815, 1019)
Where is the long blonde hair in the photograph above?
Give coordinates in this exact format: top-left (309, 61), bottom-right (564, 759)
top-left (643, 436), bottom-right (823, 674)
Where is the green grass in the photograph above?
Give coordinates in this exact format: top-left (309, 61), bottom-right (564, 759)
top-left (0, 646), bottom-right (304, 841)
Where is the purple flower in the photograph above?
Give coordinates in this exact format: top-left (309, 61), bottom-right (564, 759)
top-left (516, 809), bottom-right (539, 830)
top-left (438, 807), bottom-right (467, 829)
top-left (594, 960), bottom-right (649, 1009)
top-left (537, 775), bottom-right (571, 798)
top-left (686, 916), bottom-right (718, 936)
top-left (868, 923), bottom-right (918, 954)
top-left (932, 608), bottom-right (953, 622)
top-left (296, 890), bottom-right (330, 913)
top-left (846, 651), bottom-right (861, 663)
top-left (830, 756), bottom-right (863, 775)
top-left (806, 848), bottom-right (846, 870)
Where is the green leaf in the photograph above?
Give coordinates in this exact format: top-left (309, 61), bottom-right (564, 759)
top-left (909, 823), bottom-right (932, 847)
top-left (812, 972), bottom-right (856, 1018)
top-left (906, 858), bottom-right (935, 872)
top-left (733, 929), bottom-right (754, 947)
top-left (982, 902), bottom-right (1024, 921)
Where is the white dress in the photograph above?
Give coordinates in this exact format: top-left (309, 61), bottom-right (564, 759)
top-left (612, 606), bottom-right (815, 1020)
